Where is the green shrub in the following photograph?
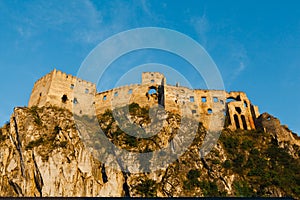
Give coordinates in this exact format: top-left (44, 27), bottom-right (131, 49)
top-left (30, 106), bottom-right (42, 126)
top-left (233, 181), bottom-right (254, 197)
top-left (220, 135), bottom-right (239, 154)
top-left (212, 159), bottom-right (220, 164)
top-left (58, 141), bottom-right (68, 148)
top-left (223, 160), bottom-right (231, 168)
top-left (187, 169), bottom-right (201, 180)
top-left (184, 169), bottom-right (201, 189)
top-left (135, 179), bottom-right (157, 197)
top-left (26, 137), bottom-right (44, 150)
top-left (125, 135), bottom-right (137, 147)
top-left (199, 181), bottom-right (219, 196)
top-left (129, 102), bottom-right (140, 114)
top-left (54, 125), bottom-right (61, 134)
top-left (241, 140), bottom-right (254, 150)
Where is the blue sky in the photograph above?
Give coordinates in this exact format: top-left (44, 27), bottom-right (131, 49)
top-left (0, 1), bottom-right (300, 133)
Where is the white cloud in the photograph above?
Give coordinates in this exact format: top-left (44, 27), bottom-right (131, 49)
top-left (190, 12), bottom-right (209, 47)
top-left (10, 1), bottom-right (104, 44)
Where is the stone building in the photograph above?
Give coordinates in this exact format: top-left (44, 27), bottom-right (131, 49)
top-left (28, 70), bottom-right (259, 131)
top-left (28, 69), bottom-right (96, 116)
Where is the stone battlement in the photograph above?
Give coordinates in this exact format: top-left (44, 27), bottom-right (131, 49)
top-left (28, 70), bottom-right (260, 131)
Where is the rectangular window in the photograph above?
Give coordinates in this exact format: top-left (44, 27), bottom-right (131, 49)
top-left (190, 96), bottom-right (195, 102)
top-left (85, 88), bottom-right (89, 94)
top-left (70, 84), bottom-right (74, 89)
top-left (201, 97), bottom-right (207, 103)
top-left (103, 95), bottom-right (107, 100)
top-left (73, 98), bottom-right (78, 104)
top-left (213, 97), bottom-right (218, 102)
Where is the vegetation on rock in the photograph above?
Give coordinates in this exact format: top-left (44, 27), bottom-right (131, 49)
top-left (0, 104), bottom-right (299, 198)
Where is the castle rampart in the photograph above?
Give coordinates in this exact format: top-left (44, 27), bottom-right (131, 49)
top-left (28, 69), bottom-right (96, 116)
top-left (28, 70), bottom-right (260, 131)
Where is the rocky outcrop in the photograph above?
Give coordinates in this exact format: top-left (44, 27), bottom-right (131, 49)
top-left (0, 106), bottom-right (299, 197)
top-left (255, 112), bottom-right (300, 158)
top-left (0, 106), bottom-right (124, 197)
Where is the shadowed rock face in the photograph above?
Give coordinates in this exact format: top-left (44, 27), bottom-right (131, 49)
top-left (0, 106), bottom-right (299, 197)
top-left (255, 112), bottom-right (300, 158)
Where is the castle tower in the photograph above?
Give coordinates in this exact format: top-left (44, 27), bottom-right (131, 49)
top-left (28, 69), bottom-right (96, 116)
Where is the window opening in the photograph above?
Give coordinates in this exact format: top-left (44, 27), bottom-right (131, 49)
top-left (73, 98), bottom-right (78, 104)
top-left (61, 95), bottom-right (68, 103)
top-left (241, 115), bottom-right (247, 130)
top-left (234, 114), bottom-right (240, 129)
top-left (190, 96), bottom-right (195, 102)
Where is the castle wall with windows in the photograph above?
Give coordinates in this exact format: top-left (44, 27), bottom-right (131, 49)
top-left (28, 69), bottom-right (96, 116)
top-left (29, 70), bottom-right (260, 131)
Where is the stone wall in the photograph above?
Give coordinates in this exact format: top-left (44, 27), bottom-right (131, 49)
top-left (28, 69), bottom-right (96, 116)
top-left (225, 91), bottom-right (259, 130)
top-left (29, 70), bottom-right (260, 131)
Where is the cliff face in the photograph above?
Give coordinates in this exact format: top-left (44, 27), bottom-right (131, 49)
top-left (0, 106), bottom-right (124, 197)
top-left (0, 105), bottom-right (299, 197)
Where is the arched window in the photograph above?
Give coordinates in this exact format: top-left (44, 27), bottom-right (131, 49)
top-left (235, 107), bottom-right (242, 114)
top-left (148, 88), bottom-right (157, 95)
top-left (241, 115), bottom-right (247, 130)
top-left (208, 108), bottom-right (212, 114)
top-left (234, 114), bottom-right (240, 129)
top-left (61, 95), bottom-right (68, 103)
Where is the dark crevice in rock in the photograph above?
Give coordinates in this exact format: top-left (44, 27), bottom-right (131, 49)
top-left (201, 157), bottom-right (212, 177)
top-left (122, 174), bottom-right (130, 197)
top-left (220, 176), bottom-right (229, 189)
top-left (110, 148), bottom-right (131, 197)
top-left (32, 152), bottom-right (43, 197)
top-left (101, 164), bottom-right (108, 183)
top-left (12, 116), bottom-right (25, 177)
top-left (8, 180), bottom-right (23, 196)
top-left (161, 168), bottom-right (174, 197)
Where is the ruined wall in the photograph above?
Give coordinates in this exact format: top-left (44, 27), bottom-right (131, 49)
top-left (95, 83), bottom-right (164, 115)
top-left (225, 92), bottom-right (260, 130)
top-left (28, 71), bottom-right (54, 108)
top-left (29, 70), bottom-right (259, 131)
top-left (142, 72), bottom-right (166, 85)
top-left (28, 69), bottom-right (96, 116)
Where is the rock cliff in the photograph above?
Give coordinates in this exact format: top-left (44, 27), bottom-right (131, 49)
top-left (0, 105), bottom-right (299, 197)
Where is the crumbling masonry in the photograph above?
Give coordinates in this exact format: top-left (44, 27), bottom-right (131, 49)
top-left (28, 69), bottom-right (260, 131)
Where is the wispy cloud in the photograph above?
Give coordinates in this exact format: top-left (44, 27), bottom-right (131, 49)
top-left (190, 12), bottom-right (209, 47)
top-left (10, 1), bottom-right (104, 44)
top-left (190, 12), bottom-right (249, 88)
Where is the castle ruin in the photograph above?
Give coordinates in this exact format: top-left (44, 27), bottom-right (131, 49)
top-left (28, 69), bottom-right (260, 131)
